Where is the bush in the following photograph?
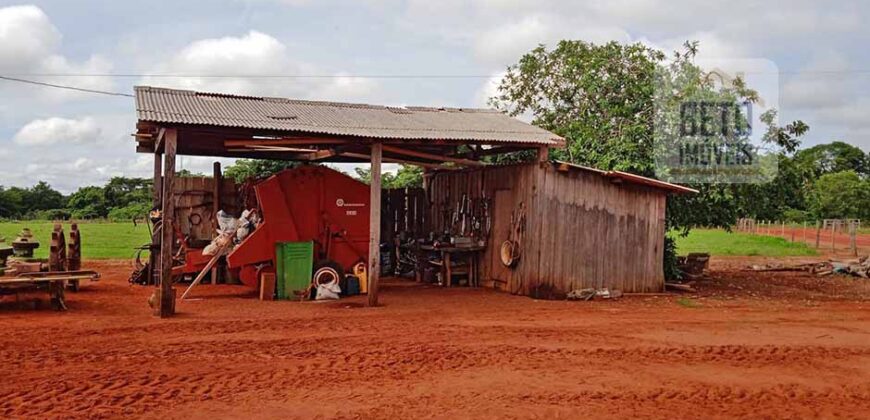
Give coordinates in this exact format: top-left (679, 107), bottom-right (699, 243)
top-left (108, 203), bottom-right (151, 222)
top-left (28, 208), bottom-right (72, 220)
top-left (663, 235), bottom-right (681, 280)
top-left (781, 208), bottom-right (809, 223)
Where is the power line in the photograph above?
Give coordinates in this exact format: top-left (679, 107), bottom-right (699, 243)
top-left (7, 70), bottom-right (870, 78)
top-left (0, 75), bottom-right (134, 97)
top-left (5, 73), bottom-right (496, 79)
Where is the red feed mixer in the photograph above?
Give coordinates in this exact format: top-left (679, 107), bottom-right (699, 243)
top-left (227, 166), bottom-right (370, 288)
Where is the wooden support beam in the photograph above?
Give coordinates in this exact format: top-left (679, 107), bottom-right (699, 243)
top-left (301, 148), bottom-right (340, 161)
top-left (224, 138), bottom-right (349, 147)
top-left (341, 152), bottom-right (458, 170)
top-left (381, 144), bottom-right (484, 167)
top-left (153, 128), bottom-right (166, 154)
top-left (367, 143), bottom-right (382, 307)
top-left (537, 146), bottom-right (549, 163)
top-left (156, 129), bottom-right (178, 318)
top-left (148, 152), bottom-right (162, 288)
top-left (243, 145), bottom-right (317, 152)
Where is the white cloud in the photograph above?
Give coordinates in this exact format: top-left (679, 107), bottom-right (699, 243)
top-left (0, 5), bottom-right (114, 102)
top-left (142, 30), bottom-right (380, 102)
top-left (13, 117), bottom-right (101, 146)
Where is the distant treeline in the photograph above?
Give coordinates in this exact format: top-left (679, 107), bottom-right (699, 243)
top-left (0, 177), bottom-right (152, 221)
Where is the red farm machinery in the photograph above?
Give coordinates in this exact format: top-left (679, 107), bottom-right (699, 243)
top-left (226, 166), bottom-right (370, 295)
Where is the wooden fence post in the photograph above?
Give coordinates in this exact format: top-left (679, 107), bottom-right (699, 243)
top-left (849, 222), bottom-right (858, 257)
top-left (815, 221), bottom-right (821, 249)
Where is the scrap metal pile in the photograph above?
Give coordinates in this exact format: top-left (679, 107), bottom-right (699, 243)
top-left (749, 256), bottom-right (870, 278)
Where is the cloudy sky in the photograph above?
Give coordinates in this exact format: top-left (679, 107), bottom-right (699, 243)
top-left (1, 0), bottom-right (868, 193)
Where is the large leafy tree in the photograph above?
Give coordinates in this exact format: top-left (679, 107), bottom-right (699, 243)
top-left (794, 141), bottom-right (869, 179)
top-left (67, 186), bottom-right (110, 219)
top-left (26, 181), bottom-right (65, 212)
top-left (808, 170), bottom-right (870, 220)
top-left (492, 41), bottom-right (664, 174)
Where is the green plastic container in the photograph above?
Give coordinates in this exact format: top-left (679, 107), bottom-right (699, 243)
top-left (275, 241), bottom-right (314, 299)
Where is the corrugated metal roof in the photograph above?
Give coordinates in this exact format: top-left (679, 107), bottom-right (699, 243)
top-left (553, 161), bottom-right (698, 194)
top-left (135, 86), bottom-right (564, 146)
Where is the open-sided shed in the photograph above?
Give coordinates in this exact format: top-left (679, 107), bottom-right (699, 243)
top-left (132, 86), bottom-right (692, 317)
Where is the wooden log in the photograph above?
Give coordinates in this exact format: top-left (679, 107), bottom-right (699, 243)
top-left (367, 143), bottom-right (382, 307)
top-left (157, 129), bottom-right (177, 318)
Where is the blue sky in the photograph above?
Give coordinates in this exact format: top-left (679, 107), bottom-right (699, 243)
top-left (1, 0), bottom-right (868, 192)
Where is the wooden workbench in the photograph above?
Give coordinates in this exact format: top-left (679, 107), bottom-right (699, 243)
top-left (420, 245), bottom-right (485, 287)
top-left (0, 271), bottom-right (100, 311)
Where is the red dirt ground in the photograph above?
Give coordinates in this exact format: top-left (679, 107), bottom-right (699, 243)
top-left (1, 258), bottom-right (869, 419)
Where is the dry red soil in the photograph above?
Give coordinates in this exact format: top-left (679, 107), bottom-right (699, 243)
top-left (1, 258), bottom-right (870, 419)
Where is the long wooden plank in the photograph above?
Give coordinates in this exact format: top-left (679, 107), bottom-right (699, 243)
top-left (341, 152), bottom-right (457, 170)
top-left (382, 144), bottom-right (484, 167)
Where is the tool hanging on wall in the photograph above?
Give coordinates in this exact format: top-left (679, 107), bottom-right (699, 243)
top-left (500, 202), bottom-right (525, 268)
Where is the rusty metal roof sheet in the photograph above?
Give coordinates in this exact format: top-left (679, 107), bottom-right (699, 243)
top-left (553, 161), bottom-right (698, 194)
top-left (135, 86), bottom-right (564, 146)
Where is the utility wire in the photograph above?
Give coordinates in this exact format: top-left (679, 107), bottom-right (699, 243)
top-left (0, 75), bottom-right (134, 97)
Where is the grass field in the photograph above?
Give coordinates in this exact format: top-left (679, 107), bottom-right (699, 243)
top-left (674, 229), bottom-right (817, 257)
top-left (0, 221), bottom-right (150, 259)
top-left (1, 222), bottom-right (818, 260)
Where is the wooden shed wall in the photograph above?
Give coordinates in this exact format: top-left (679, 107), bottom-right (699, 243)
top-left (427, 163), bottom-right (666, 296)
top-left (173, 176), bottom-right (239, 242)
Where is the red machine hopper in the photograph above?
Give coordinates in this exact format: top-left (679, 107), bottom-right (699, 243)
top-left (227, 166), bottom-right (370, 288)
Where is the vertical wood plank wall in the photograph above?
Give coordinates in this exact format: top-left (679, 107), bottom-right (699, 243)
top-left (427, 163), bottom-right (666, 296)
top-left (173, 176), bottom-right (239, 242)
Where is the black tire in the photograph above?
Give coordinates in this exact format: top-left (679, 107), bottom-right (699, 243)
top-left (312, 260), bottom-right (344, 287)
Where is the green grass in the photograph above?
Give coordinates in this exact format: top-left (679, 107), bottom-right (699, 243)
top-left (673, 228), bottom-right (817, 257)
top-left (0, 221), bottom-right (150, 259)
top-left (676, 297), bottom-right (701, 308)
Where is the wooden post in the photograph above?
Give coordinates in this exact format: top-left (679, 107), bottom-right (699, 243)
top-left (153, 153), bottom-right (163, 208)
top-left (780, 221), bottom-right (785, 237)
top-left (830, 222), bottom-right (836, 253)
top-left (367, 142), bottom-right (382, 307)
top-left (815, 221), bottom-right (821, 248)
top-left (803, 221), bottom-right (807, 244)
top-left (537, 146), bottom-right (549, 163)
top-left (211, 161), bottom-right (222, 285)
top-left (849, 222), bottom-right (858, 257)
top-left (790, 223), bottom-right (795, 242)
top-left (157, 129), bottom-right (178, 317)
top-left (148, 152), bottom-right (163, 286)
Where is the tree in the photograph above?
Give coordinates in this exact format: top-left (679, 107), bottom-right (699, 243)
top-left (492, 41), bottom-right (665, 174)
top-left (794, 141), bottom-right (869, 179)
top-left (223, 159), bottom-right (297, 183)
top-left (808, 171), bottom-right (870, 220)
top-left (103, 177), bottom-right (152, 209)
top-left (25, 181), bottom-right (65, 213)
top-left (67, 186), bottom-right (109, 219)
top-left (0, 186), bottom-right (26, 218)
top-left (354, 164), bottom-right (423, 188)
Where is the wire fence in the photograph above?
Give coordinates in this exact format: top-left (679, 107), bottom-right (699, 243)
top-left (736, 218), bottom-right (865, 256)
